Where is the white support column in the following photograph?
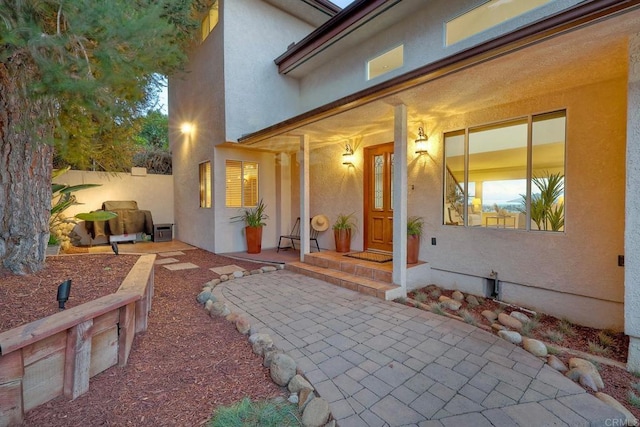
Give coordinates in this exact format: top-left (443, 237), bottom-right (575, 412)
top-left (391, 104), bottom-right (408, 298)
top-left (625, 33), bottom-right (640, 372)
top-left (276, 152), bottom-right (292, 241)
top-left (299, 135), bottom-right (311, 261)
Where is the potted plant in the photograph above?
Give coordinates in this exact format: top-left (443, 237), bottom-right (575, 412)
top-left (518, 171), bottom-right (564, 231)
top-left (407, 216), bottom-right (424, 264)
top-left (231, 199), bottom-right (268, 254)
top-left (333, 213), bottom-right (357, 253)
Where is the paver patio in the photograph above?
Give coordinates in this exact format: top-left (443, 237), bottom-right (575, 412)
top-left (214, 269), bottom-right (627, 426)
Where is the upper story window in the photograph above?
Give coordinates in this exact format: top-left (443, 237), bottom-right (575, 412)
top-left (445, 0), bottom-right (553, 46)
top-left (226, 160), bottom-right (259, 208)
top-left (199, 161), bottom-right (212, 208)
top-left (444, 110), bottom-right (566, 232)
top-left (367, 45), bottom-right (403, 80)
top-left (201, 1), bottom-right (219, 42)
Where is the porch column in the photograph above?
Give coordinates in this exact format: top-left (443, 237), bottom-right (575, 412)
top-left (299, 135), bottom-right (311, 261)
top-left (276, 153), bottom-right (292, 242)
top-left (392, 104), bottom-right (408, 297)
top-left (625, 33), bottom-right (640, 372)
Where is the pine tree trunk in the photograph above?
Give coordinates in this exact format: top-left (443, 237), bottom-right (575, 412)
top-left (0, 59), bottom-right (54, 274)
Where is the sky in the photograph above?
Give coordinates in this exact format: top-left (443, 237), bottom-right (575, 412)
top-left (332, 0), bottom-right (354, 7)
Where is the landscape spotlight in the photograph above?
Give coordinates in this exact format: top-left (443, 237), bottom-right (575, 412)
top-left (57, 279), bottom-right (72, 310)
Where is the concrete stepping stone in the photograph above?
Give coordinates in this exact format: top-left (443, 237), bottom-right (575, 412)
top-left (210, 264), bottom-right (246, 275)
top-left (159, 251), bottom-right (185, 257)
top-left (155, 257), bottom-right (179, 265)
top-left (163, 262), bottom-right (199, 271)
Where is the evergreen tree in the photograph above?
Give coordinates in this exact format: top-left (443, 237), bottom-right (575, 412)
top-left (0, 0), bottom-right (208, 273)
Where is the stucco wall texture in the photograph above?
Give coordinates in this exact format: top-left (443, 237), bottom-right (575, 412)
top-left (625, 34), bottom-right (640, 371)
top-left (303, 78), bottom-right (626, 330)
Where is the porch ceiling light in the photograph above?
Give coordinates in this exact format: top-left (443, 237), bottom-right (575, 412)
top-left (415, 127), bottom-right (428, 155)
top-left (342, 143), bottom-right (354, 166)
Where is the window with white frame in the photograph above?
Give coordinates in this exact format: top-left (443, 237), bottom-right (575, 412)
top-left (444, 110), bottom-right (566, 231)
top-left (199, 161), bottom-right (211, 208)
top-left (226, 160), bottom-right (259, 208)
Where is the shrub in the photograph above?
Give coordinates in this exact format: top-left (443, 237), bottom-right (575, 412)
top-left (541, 329), bottom-right (564, 343)
top-left (459, 309), bottom-right (478, 326)
top-left (414, 293), bottom-right (428, 303)
top-left (597, 331), bottom-right (615, 348)
top-left (546, 345), bottom-right (560, 355)
top-left (520, 319), bottom-right (540, 337)
top-left (208, 398), bottom-right (301, 427)
top-left (628, 391), bottom-right (640, 409)
top-left (429, 302), bottom-right (445, 316)
top-left (557, 318), bottom-right (575, 336)
top-left (588, 341), bottom-right (609, 356)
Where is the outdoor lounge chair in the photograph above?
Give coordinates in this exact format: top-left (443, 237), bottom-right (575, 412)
top-left (277, 217), bottom-right (321, 252)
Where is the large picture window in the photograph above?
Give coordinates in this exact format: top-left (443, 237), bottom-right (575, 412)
top-left (444, 111), bottom-right (566, 231)
top-left (199, 161), bottom-right (211, 208)
top-left (226, 160), bottom-right (259, 208)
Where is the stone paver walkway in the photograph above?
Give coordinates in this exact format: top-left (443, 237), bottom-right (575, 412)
top-left (215, 270), bottom-right (626, 427)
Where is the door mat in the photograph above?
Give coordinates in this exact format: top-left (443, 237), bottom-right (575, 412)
top-left (344, 251), bottom-right (393, 263)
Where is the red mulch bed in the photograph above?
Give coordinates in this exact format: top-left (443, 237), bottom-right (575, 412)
top-left (0, 249), bottom-right (286, 426)
top-left (406, 287), bottom-right (640, 420)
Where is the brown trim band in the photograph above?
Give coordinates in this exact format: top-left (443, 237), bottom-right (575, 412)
top-left (240, 0), bottom-right (640, 145)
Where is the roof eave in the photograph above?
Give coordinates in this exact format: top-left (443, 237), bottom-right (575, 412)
top-left (241, 0), bottom-right (640, 146)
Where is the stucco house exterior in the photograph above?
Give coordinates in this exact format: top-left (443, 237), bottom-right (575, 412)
top-left (168, 0), bottom-right (640, 370)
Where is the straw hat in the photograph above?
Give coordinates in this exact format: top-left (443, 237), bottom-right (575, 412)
top-left (311, 214), bottom-right (330, 232)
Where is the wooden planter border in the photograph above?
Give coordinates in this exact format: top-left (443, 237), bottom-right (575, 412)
top-left (0, 254), bottom-right (155, 426)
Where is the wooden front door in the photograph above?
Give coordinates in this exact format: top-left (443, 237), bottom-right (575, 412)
top-left (364, 143), bottom-right (394, 252)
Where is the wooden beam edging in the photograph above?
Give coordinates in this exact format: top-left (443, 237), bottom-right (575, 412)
top-left (117, 254), bottom-right (155, 333)
top-left (0, 254), bottom-right (155, 356)
top-left (0, 292), bottom-right (140, 356)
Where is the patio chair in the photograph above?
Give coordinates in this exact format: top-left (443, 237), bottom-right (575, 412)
top-left (277, 217), bottom-right (320, 252)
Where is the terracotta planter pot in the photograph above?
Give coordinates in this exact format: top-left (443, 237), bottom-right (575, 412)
top-left (334, 229), bottom-right (352, 253)
top-left (407, 234), bottom-right (420, 264)
top-left (245, 226), bottom-right (263, 254)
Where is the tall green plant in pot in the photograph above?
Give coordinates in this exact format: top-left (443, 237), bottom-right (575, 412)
top-left (407, 216), bottom-right (424, 264)
top-left (333, 213), bottom-right (357, 253)
top-left (231, 199), bottom-right (268, 254)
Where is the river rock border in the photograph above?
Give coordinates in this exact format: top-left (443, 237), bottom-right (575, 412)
top-left (408, 289), bottom-right (638, 426)
top-left (196, 265), bottom-right (335, 427)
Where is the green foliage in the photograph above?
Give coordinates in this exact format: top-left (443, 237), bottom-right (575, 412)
top-left (541, 329), bottom-right (564, 343)
top-left (1, 0), bottom-right (207, 169)
top-left (628, 391), bottom-right (640, 409)
top-left (520, 171), bottom-right (565, 231)
top-left (394, 297), bottom-right (407, 304)
top-left (557, 318), bottom-right (575, 336)
top-left (429, 302), bottom-right (445, 316)
top-left (333, 213), bottom-right (358, 232)
top-left (208, 398), bottom-right (301, 427)
top-left (459, 309), bottom-right (478, 326)
top-left (407, 216), bottom-right (424, 237)
top-left (50, 167), bottom-right (117, 243)
top-left (597, 331), bottom-right (615, 348)
top-left (136, 110), bottom-right (169, 149)
top-left (414, 293), bottom-right (428, 303)
top-left (587, 341), bottom-right (609, 355)
top-left (546, 345), bottom-right (560, 355)
top-left (230, 199), bottom-right (268, 227)
top-left (520, 319), bottom-right (539, 337)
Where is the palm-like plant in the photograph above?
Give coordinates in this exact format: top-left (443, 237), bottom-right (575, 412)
top-left (520, 171), bottom-right (565, 231)
top-left (230, 199), bottom-right (268, 227)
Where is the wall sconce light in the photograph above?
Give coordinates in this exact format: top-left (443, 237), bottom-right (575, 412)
top-left (342, 143), bottom-right (354, 166)
top-left (180, 122), bottom-right (193, 134)
top-left (57, 279), bottom-right (72, 310)
top-left (415, 127), bottom-right (428, 155)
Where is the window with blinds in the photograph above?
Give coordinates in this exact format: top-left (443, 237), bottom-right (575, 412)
top-left (199, 161), bottom-right (211, 208)
top-left (226, 160), bottom-right (258, 207)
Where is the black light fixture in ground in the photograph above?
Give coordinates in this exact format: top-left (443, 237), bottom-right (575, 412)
top-left (57, 279), bottom-right (72, 310)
